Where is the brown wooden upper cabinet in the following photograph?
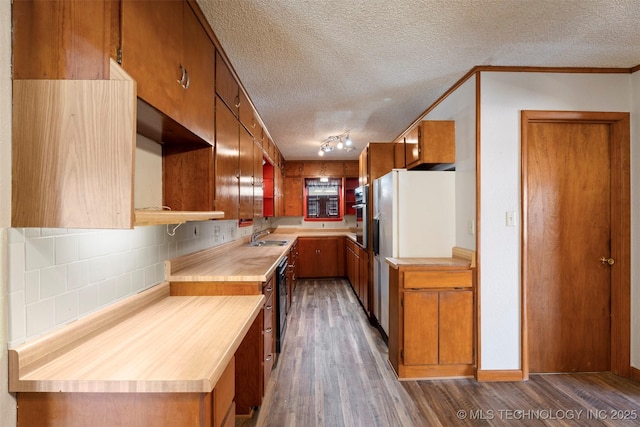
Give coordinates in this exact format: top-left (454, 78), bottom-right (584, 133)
top-left (12, 0), bottom-right (113, 80)
top-left (215, 97), bottom-right (240, 219)
top-left (303, 161), bottom-right (344, 177)
top-left (283, 177), bottom-right (304, 216)
top-left (344, 161), bottom-right (359, 178)
top-left (216, 50), bottom-right (240, 117)
top-left (284, 161), bottom-right (305, 177)
top-left (239, 126), bottom-right (255, 220)
top-left (358, 143), bottom-right (395, 187)
top-left (239, 90), bottom-right (261, 138)
top-left (120, 1), bottom-right (215, 144)
top-left (404, 121), bottom-right (455, 170)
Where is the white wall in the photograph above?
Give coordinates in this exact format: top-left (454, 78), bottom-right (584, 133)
top-left (0, 0), bottom-right (16, 423)
top-left (423, 75), bottom-right (477, 251)
top-left (479, 72), bottom-right (633, 371)
top-left (631, 70), bottom-right (640, 369)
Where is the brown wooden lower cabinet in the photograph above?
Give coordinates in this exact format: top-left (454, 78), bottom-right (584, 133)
top-left (298, 236), bottom-right (345, 278)
top-left (170, 277), bottom-right (275, 415)
top-left (345, 238), bottom-right (368, 311)
top-left (17, 357), bottom-right (235, 427)
top-left (287, 240), bottom-right (299, 311)
top-left (389, 261), bottom-right (475, 379)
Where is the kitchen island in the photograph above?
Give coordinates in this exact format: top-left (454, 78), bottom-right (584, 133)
top-left (9, 282), bottom-right (264, 427)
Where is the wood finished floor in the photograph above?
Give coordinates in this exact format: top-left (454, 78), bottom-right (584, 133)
top-left (239, 278), bottom-right (640, 427)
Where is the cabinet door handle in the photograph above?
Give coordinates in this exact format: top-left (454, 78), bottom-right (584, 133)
top-left (177, 64), bottom-right (187, 86)
top-left (235, 96), bottom-right (240, 108)
top-left (265, 354), bottom-right (273, 362)
top-left (184, 69), bottom-right (190, 89)
top-left (265, 327), bottom-right (272, 334)
top-left (265, 305), bottom-right (272, 311)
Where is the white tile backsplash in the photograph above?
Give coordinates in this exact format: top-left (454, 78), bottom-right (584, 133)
top-left (55, 234), bottom-right (79, 264)
top-left (8, 291), bottom-right (25, 340)
top-left (7, 219), bottom-right (270, 347)
top-left (26, 297), bottom-right (55, 337)
top-left (25, 238), bottom-right (54, 270)
top-left (25, 270), bottom-right (40, 304)
top-left (8, 242), bottom-right (25, 292)
top-left (55, 291), bottom-right (78, 325)
top-left (39, 265), bottom-right (66, 299)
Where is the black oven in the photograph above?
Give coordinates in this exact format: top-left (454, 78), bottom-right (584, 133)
top-left (353, 185), bottom-right (368, 248)
top-left (275, 256), bottom-right (288, 353)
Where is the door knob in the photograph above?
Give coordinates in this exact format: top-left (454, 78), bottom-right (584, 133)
top-left (600, 256), bottom-right (615, 266)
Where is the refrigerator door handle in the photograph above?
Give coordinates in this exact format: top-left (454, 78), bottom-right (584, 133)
top-left (372, 217), bottom-right (380, 256)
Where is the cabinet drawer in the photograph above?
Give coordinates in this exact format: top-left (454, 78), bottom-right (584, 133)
top-left (263, 351), bottom-right (274, 393)
top-left (263, 278), bottom-right (274, 301)
top-left (263, 293), bottom-right (274, 332)
top-left (213, 357), bottom-right (235, 427)
top-left (403, 270), bottom-right (472, 289)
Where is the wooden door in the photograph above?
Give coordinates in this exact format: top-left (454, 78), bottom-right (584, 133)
top-left (215, 51), bottom-right (239, 116)
top-left (13, 0), bottom-right (111, 79)
top-left (253, 142), bottom-right (264, 218)
top-left (298, 238), bottom-right (339, 278)
top-left (283, 177), bottom-right (303, 216)
top-left (121, 0), bottom-right (183, 120)
top-left (358, 245), bottom-right (369, 312)
top-left (439, 290), bottom-right (473, 365)
top-left (181, 3), bottom-right (215, 144)
top-left (214, 98), bottom-right (239, 218)
top-left (403, 291), bottom-right (438, 365)
top-left (523, 111), bottom-right (630, 375)
top-left (238, 127), bottom-right (254, 219)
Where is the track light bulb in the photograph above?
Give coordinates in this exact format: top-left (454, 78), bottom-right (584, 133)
top-left (345, 135), bottom-right (352, 147)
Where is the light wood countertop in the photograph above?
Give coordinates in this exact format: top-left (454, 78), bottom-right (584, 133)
top-left (385, 247), bottom-right (476, 269)
top-left (9, 283), bottom-right (265, 393)
top-left (385, 257), bottom-right (471, 268)
top-left (166, 230), bottom-right (358, 283)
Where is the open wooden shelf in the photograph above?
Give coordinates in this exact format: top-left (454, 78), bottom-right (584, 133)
top-left (134, 210), bottom-right (224, 226)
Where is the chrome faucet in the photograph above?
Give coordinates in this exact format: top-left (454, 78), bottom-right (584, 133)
top-left (251, 229), bottom-right (270, 243)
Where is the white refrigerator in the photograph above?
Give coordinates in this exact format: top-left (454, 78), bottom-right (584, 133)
top-left (372, 169), bottom-right (455, 335)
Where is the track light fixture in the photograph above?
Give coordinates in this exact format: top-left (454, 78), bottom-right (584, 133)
top-left (318, 131), bottom-right (355, 156)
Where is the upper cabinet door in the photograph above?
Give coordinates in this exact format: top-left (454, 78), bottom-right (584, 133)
top-left (238, 126), bottom-right (254, 220)
top-left (12, 0), bottom-right (112, 79)
top-left (216, 51), bottom-right (240, 117)
top-left (120, 1), bottom-right (184, 121)
top-left (120, 1), bottom-right (215, 145)
top-left (405, 121), bottom-right (455, 170)
top-left (180, 3), bottom-right (215, 143)
top-left (215, 97), bottom-right (240, 219)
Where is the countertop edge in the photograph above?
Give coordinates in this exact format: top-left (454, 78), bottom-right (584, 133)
top-left (10, 293), bottom-right (265, 394)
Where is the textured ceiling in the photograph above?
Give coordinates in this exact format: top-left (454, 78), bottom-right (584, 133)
top-left (197, 0), bottom-right (640, 160)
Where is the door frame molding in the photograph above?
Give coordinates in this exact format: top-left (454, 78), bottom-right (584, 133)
top-left (521, 110), bottom-right (631, 379)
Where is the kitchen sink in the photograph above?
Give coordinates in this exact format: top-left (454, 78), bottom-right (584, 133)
top-left (248, 240), bottom-right (289, 247)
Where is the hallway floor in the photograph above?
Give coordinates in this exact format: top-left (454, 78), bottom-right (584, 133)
top-left (240, 278), bottom-right (640, 426)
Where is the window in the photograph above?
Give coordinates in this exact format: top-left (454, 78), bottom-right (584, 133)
top-left (304, 178), bottom-right (343, 221)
